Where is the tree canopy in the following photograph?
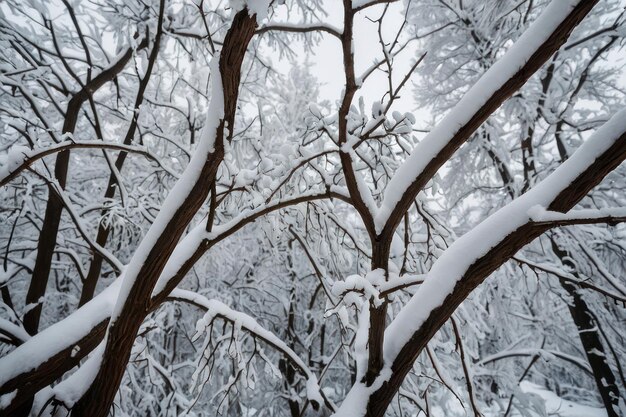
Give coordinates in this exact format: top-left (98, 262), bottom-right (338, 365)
top-left (0, 1), bottom-right (625, 416)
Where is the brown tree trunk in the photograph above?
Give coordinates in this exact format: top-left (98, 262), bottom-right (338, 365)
top-left (23, 40), bottom-right (147, 331)
top-left (363, 134), bottom-right (626, 417)
top-left (365, 242), bottom-right (390, 385)
top-left (551, 238), bottom-right (621, 416)
top-left (78, 13), bottom-right (164, 307)
top-left (23, 160), bottom-right (67, 335)
top-left (70, 11), bottom-right (257, 417)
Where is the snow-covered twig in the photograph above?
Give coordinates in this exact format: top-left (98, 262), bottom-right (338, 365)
top-left (528, 206), bottom-right (626, 226)
top-left (168, 288), bottom-right (336, 412)
top-left (0, 140), bottom-right (179, 187)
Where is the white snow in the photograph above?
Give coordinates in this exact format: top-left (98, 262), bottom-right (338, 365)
top-left (383, 107), bottom-right (626, 364)
top-left (229, 0), bottom-right (271, 22)
top-left (111, 55), bottom-right (224, 321)
top-left (50, 342), bottom-right (105, 408)
top-left (0, 318), bottom-right (30, 344)
top-left (306, 375), bottom-right (325, 409)
top-left (0, 390), bottom-right (16, 409)
top-left (378, 273), bottom-right (425, 295)
top-left (0, 278), bottom-right (121, 388)
top-left (353, 306), bottom-right (370, 380)
top-left (152, 222), bottom-right (208, 296)
top-left (375, 0), bottom-right (583, 233)
top-left (351, 0), bottom-right (382, 11)
top-left (173, 289), bottom-right (329, 408)
top-left (0, 140), bottom-right (178, 187)
top-left (0, 145), bottom-right (30, 183)
top-left (528, 205), bottom-right (626, 223)
top-left (520, 382), bottom-right (607, 417)
top-left (332, 273), bottom-right (382, 307)
top-left (331, 367), bottom-right (391, 417)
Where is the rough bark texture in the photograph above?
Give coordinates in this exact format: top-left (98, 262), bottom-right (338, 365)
top-left (365, 133), bottom-right (626, 417)
top-left (23, 41), bottom-right (147, 334)
top-left (69, 10), bottom-right (257, 417)
top-left (378, 0), bottom-right (599, 242)
top-left (551, 239), bottom-right (621, 416)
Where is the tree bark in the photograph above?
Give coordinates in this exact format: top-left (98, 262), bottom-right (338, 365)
top-left (551, 238), bottom-right (621, 416)
top-left (70, 10), bottom-right (257, 417)
top-left (23, 40), bottom-right (148, 333)
top-left (364, 130), bottom-right (626, 417)
top-left (365, 242), bottom-right (390, 385)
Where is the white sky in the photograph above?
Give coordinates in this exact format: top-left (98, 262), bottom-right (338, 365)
top-left (273, 1), bottom-right (427, 122)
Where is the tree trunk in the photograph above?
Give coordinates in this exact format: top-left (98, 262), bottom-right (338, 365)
top-left (70, 10), bottom-right (257, 417)
top-left (365, 241), bottom-right (390, 385)
top-left (23, 163), bottom-right (67, 335)
top-left (23, 40), bottom-right (147, 329)
top-left (551, 238), bottom-right (621, 416)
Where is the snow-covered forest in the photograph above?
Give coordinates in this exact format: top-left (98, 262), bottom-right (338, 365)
top-left (0, 0), bottom-right (625, 416)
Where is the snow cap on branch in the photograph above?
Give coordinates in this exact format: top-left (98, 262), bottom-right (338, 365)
top-left (229, 0), bottom-right (271, 22)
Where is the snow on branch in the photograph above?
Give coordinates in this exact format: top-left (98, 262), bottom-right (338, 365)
top-left (0, 279), bottom-right (121, 411)
top-left (169, 288), bottom-right (334, 412)
top-left (31, 177), bottom-right (125, 273)
top-left (478, 348), bottom-right (592, 375)
top-left (375, 0), bottom-right (596, 235)
top-left (256, 23), bottom-right (342, 38)
top-left (331, 270), bottom-right (386, 308)
top-left (0, 140), bottom-right (179, 187)
top-left (528, 206), bottom-right (626, 226)
top-left (513, 256), bottom-right (626, 304)
top-left (331, 103), bottom-right (625, 416)
top-left (351, 0), bottom-right (399, 14)
top-left (0, 187), bottom-right (352, 412)
top-left (378, 274), bottom-right (425, 297)
top-left (37, 342), bottom-right (105, 412)
top-left (0, 318), bottom-right (30, 346)
top-left (383, 106), bottom-right (626, 365)
top-left (330, 270), bottom-right (426, 303)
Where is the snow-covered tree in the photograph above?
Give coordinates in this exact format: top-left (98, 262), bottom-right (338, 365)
top-left (0, 1), bottom-right (625, 417)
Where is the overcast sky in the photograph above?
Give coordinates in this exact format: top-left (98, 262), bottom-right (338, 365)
top-left (283, 1), bottom-right (426, 122)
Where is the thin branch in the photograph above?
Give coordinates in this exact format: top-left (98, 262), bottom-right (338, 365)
top-left (0, 140), bottom-right (178, 187)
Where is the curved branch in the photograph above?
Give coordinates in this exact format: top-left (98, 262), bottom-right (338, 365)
top-left (167, 289), bottom-right (336, 412)
top-left (377, 0), bottom-right (600, 240)
top-left (478, 348), bottom-right (593, 375)
top-left (513, 256), bottom-right (626, 304)
top-left (0, 140), bottom-right (178, 187)
top-left (256, 24), bottom-right (342, 39)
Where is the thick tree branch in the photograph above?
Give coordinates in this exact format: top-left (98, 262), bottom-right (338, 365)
top-left (377, 0), bottom-right (599, 241)
top-left (361, 107), bottom-right (626, 416)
